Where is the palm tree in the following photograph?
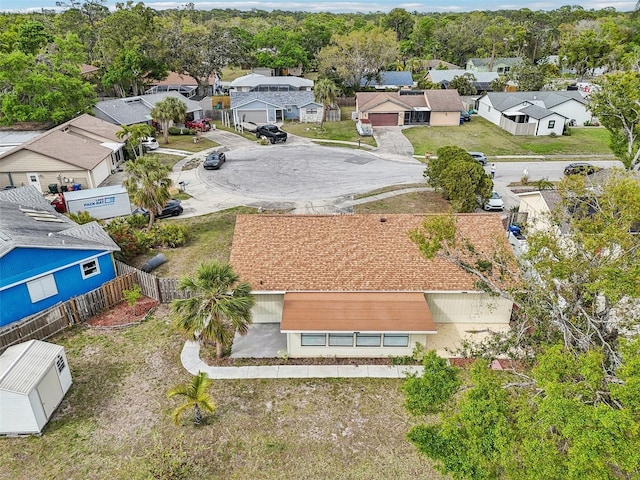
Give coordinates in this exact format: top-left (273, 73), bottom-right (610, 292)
top-left (167, 372), bottom-right (215, 425)
top-left (123, 156), bottom-right (172, 229)
top-left (171, 261), bottom-right (255, 358)
top-left (116, 123), bottom-right (155, 159)
top-left (314, 78), bottom-right (340, 129)
top-left (150, 96), bottom-right (187, 145)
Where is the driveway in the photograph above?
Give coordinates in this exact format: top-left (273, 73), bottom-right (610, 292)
top-left (372, 127), bottom-right (415, 159)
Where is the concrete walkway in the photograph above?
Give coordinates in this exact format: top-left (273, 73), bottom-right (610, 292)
top-left (181, 341), bottom-right (424, 379)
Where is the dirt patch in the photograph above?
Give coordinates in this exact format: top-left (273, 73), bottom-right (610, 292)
top-left (86, 296), bottom-right (159, 328)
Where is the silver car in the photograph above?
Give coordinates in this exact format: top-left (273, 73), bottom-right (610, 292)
top-left (468, 151), bottom-right (487, 165)
top-left (484, 191), bottom-right (504, 211)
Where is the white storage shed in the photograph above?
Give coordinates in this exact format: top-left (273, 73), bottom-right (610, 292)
top-left (0, 340), bottom-right (72, 435)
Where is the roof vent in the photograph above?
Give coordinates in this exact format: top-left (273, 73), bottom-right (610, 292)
top-left (380, 217), bottom-right (387, 223)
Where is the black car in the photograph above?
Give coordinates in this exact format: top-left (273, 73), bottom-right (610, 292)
top-left (256, 124), bottom-right (288, 144)
top-left (203, 152), bottom-right (226, 170)
top-left (563, 162), bottom-right (602, 176)
top-left (460, 110), bottom-right (471, 122)
top-left (133, 199), bottom-right (183, 219)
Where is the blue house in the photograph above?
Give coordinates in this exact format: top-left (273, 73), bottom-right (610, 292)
top-left (0, 187), bottom-right (120, 327)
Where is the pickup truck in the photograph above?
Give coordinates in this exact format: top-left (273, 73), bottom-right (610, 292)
top-left (256, 124), bottom-right (287, 144)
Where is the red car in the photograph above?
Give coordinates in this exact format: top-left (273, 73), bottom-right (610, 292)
top-left (186, 118), bottom-right (212, 131)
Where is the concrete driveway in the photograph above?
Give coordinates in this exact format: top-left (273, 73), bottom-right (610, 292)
top-left (372, 127), bottom-right (415, 160)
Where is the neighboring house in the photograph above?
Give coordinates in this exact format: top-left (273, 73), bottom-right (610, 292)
top-left (0, 340), bottom-right (72, 435)
top-left (93, 91), bottom-right (205, 127)
top-left (426, 69), bottom-right (499, 93)
top-left (0, 187), bottom-right (120, 327)
top-left (476, 91), bottom-right (591, 136)
top-left (0, 114), bottom-right (125, 192)
top-left (252, 65), bottom-right (304, 77)
top-left (145, 71), bottom-right (219, 97)
top-left (425, 59), bottom-right (461, 70)
top-left (360, 71), bottom-right (415, 90)
top-left (356, 89), bottom-right (464, 127)
top-left (229, 74), bottom-right (323, 124)
top-left (466, 57), bottom-right (522, 74)
top-left (229, 214), bottom-right (514, 358)
top-left (516, 190), bottom-right (562, 235)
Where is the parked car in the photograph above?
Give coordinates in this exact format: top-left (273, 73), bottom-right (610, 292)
top-left (563, 162), bottom-right (602, 176)
top-left (186, 118), bottom-right (212, 132)
top-left (256, 124), bottom-right (288, 144)
top-left (468, 151), bottom-right (487, 165)
top-left (460, 110), bottom-right (471, 122)
top-left (484, 191), bottom-right (505, 211)
top-left (141, 137), bottom-right (159, 151)
top-left (203, 152), bottom-right (226, 170)
top-left (133, 199), bottom-right (183, 219)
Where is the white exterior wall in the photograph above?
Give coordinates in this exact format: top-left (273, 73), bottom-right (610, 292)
top-left (518, 193), bottom-right (557, 234)
top-left (476, 97), bottom-right (502, 126)
top-left (425, 292), bottom-right (512, 324)
top-left (428, 323), bottom-right (511, 357)
top-left (90, 159), bottom-right (111, 189)
top-left (299, 106), bottom-right (324, 123)
top-left (287, 333), bottom-right (428, 358)
top-left (58, 351), bottom-right (73, 394)
top-left (0, 390), bottom-right (39, 435)
top-left (251, 293), bottom-right (284, 323)
top-left (551, 100), bottom-right (591, 126)
top-left (535, 114), bottom-right (565, 136)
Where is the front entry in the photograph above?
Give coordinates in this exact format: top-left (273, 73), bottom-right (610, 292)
top-left (26, 172), bottom-right (42, 192)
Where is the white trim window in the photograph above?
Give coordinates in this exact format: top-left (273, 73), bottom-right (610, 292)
top-left (383, 334), bottom-right (409, 347)
top-left (301, 333), bottom-right (326, 346)
top-left (548, 120), bottom-right (556, 129)
top-left (80, 259), bottom-right (100, 279)
top-left (355, 333), bottom-right (381, 347)
top-left (26, 274), bottom-right (58, 303)
top-left (329, 333), bottom-right (353, 347)
top-left (306, 108), bottom-right (318, 115)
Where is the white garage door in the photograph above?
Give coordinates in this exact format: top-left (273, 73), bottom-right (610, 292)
top-left (239, 110), bottom-right (268, 124)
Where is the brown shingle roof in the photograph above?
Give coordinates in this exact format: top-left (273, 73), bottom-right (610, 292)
top-left (424, 90), bottom-right (464, 112)
top-left (356, 92), bottom-right (414, 111)
top-left (68, 114), bottom-right (121, 142)
top-left (230, 214), bottom-right (509, 292)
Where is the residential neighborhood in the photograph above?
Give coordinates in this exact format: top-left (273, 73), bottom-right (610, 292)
top-left (0, 4), bottom-right (639, 480)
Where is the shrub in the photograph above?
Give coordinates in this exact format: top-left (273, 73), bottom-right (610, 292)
top-left (122, 284), bottom-right (142, 306)
top-left (67, 211), bottom-right (98, 225)
top-left (153, 223), bottom-right (190, 248)
top-left (549, 132), bottom-right (557, 138)
top-left (168, 127), bottom-right (196, 135)
top-left (104, 218), bottom-right (151, 260)
top-left (127, 213), bottom-right (148, 228)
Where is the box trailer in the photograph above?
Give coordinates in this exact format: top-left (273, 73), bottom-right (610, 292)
top-left (62, 185), bottom-right (132, 219)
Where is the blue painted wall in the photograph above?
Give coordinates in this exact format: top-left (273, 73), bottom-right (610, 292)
top-left (0, 248), bottom-right (116, 327)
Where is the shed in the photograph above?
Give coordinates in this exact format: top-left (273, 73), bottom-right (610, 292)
top-left (0, 340), bottom-right (72, 435)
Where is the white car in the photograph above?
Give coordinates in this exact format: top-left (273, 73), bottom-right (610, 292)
top-left (484, 191), bottom-right (504, 211)
top-left (141, 137), bottom-right (159, 151)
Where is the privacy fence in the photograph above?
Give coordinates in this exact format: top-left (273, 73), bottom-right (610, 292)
top-left (0, 262), bottom-right (189, 354)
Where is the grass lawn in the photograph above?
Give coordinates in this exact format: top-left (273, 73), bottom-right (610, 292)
top-left (159, 134), bottom-right (219, 153)
top-left (0, 310), bottom-right (444, 480)
top-left (283, 107), bottom-right (377, 147)
top-left (403, 117), bottom-right (612, 157)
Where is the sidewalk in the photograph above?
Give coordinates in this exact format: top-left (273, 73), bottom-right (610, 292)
top-left (180, 341), bottom-right (424, 379)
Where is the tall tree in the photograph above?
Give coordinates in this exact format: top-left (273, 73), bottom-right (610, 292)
top-left (167, 372), bottom-right (215, 426)
top-left (590, 71), bottom-right (640, 170)
top-left (116, 123), bottom-right (155, 159)
top-left (253, 26), bottom-right (308, 72)
top-left (171, 261), bottom-right (255, 359)
top-left (123, 156), bottom-right (172, 230)
top-left (314, 78), bottom-right (340, 128)
top-left (382, 8), bottom-right (414, 42)
top-left (559, 21), bottom-right (612, 80)
top-left (317, 27), bottom-right (398, 91)
top-left (150, 96), bottom-right (187, 145)
top-left (448, 73), bottom-right (477, 96)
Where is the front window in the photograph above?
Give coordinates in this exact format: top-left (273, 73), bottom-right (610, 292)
top-left (355, 333), bottom-right (381, 347)
top-left (548, 120), bottom-right (556, 129)
top-left (301, 333), bottom-right (326, 346)
top-left (27, 274), bottom-right (58, 303)
top-left (383, 334), bottom-right (409, 347)
top-left (329, 333), bottom-right (353, 346)
top-left (81, 259), bottom-right (100, 279)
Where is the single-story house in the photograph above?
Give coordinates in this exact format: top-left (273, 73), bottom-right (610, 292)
top-left (360, 71), bottom-right (415, 90)
top-left (0, 187), bottom-right (120, 327)
top-left (229, 74), bottom-right (323, 124)
top-left (516, 190), bottom-right (562, 235)
top-left (0, 340), bottom-right (72, 435)
top-left (426, 69), bottom-right (499, 93)
top-left (145, 71), bottom-right (219, 97)
top-left (0, 114), bottom-right (125, 192)
top-left (229, 214), bottom-right (514, 358)
top-left (466, 57), bottom-right (522, 74)
top-left (476, 91), bottom-right (592, 136)
top-left (92, 91), bottom-right (205, 127)
top-left (356, 89), bottom-right (464, 126)
top-left (425, 59), bottom-right (461, 70)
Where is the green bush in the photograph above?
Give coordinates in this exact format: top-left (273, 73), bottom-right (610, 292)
top-left (122, 284), bottom-right (142, 306)
top-left (153, 223), bottom-right (190, 248)
top-left (127, 213), bottom-right (148, 228)
top-left (168, 126), bottom-right (196, 135)
top-left (104, 218), bottom-right (151, 260)
top-left (67, 211), bottom-right (98, 225)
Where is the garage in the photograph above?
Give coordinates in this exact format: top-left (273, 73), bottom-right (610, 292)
top-left (238, 110), bottom-right (268, 124)
top-left (368, 113), bottom-right (399, 126)
top-left (0, 340), bottom-right (73, 435)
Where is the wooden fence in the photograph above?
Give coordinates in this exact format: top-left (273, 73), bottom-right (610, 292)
top-left (114, 260), bottom-right (190, 303)
top-left (0, 273), bottom-right (136, 353)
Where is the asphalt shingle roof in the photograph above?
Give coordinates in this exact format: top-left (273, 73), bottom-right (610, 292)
top-left (230, 214), bottom-right (512, 292)
top-left (229, 73), bottom-right (313, 89)
top-left (0, 186), bottom-right (119, 258)
top-left (360, 71), bottom-right (414, 87)
top-left (93, 92), bottom-right (203, 126)
top-left (230, 91), bottom-right (317, 109)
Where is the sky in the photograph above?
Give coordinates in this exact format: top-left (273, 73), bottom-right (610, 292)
top-left (0, 0), bottom-right (636, 14)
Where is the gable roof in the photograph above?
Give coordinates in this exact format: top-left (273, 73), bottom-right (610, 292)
top-left (0, 186), bottom-right (119, 258)
top-left (427, 69), bottom-right (499, 84)
top-left (229, 73), bottom-right (313, 89)
top-left (468, 57), bottom-right (522, 67)
top-left (360, 71), bottom-right (414, 88)
top-left (518, 104), bottom-right (566, 120)
top-left (148, 71), bottom-right (216, 87)
top-left (0, 114), bottom-right (122, 170)
top-left (356, 91), bottom-right (418, 111)
top-left (0, 340), bottom-right (64, 395)
top-left (424, 89), bottom-right (464, 112)
top-left (230, 214), bottom-right (511, 292)
top-left (426, 59), bottom-right (461, 70)
top-left (93, 92), bottom-right (203, 126)
top-left (482, 91), bottom-right (588, 111)
top-left (230, 91), bottom-right (317, 110)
